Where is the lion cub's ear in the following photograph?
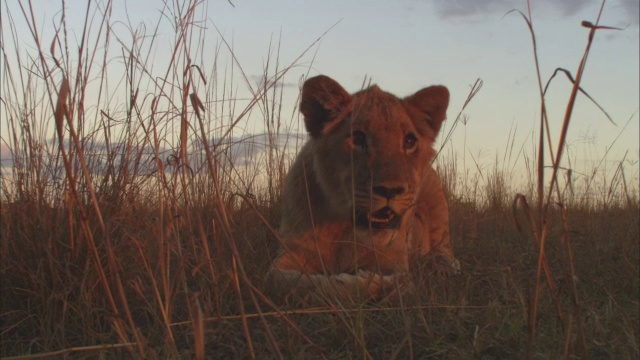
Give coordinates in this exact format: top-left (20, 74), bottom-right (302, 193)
top-left (300, 75), bottom-right (352, 138)
top-left (404, 85), bottom-right (450, 135)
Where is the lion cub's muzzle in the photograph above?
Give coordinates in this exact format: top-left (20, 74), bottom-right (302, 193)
top-left (354, 185), bottom-right (409, 230)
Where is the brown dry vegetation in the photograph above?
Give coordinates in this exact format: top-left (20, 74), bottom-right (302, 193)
top-left (1, 1), bottom-right (638, 359)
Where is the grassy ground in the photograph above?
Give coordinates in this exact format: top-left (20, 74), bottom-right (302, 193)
top-left (1, 1), bottom-right (638, 359)
top-left (1, 180), bottom-right (637, 359)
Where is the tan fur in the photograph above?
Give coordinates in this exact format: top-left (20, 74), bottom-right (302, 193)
top-left (271, 75), bottom-right (459, 301)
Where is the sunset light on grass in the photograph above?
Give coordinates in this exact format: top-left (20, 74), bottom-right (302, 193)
top-left (1, 1), bottom-right (638, 358)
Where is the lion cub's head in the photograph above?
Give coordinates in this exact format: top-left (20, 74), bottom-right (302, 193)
top-left (300, 75), bottom-right (449, 230)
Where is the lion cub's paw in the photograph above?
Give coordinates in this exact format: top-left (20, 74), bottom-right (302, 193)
top-left (449, 259), bottom-right (461, 275)
top-left (332, 270), bottom-right (399, 296)
top-left (357, 269), bottom-right (398, 285)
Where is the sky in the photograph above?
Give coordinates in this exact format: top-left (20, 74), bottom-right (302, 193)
top-left (2, 0), bottom-right (639, 188)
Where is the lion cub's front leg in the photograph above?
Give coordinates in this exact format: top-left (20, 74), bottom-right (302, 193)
top-left (412, 167), bottom-right (461, 273)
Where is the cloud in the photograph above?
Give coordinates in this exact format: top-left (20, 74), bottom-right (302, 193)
top-left (431, 0), bottom-right (598, 19)
top-left (431, 0), bottom-right (511, 18)
top-left (0, 144), bottom-right (14, 176)
top-left (0, 134), bottom-right (308, 195)
top-left (0, 133), bottom-right (308, 177)
top-left (249, 74), bottom-right (298, 89)
top-left (141, 132), bottom-right (306, 173)
top-left (618, 0), bottom-right (639, 26)
top-left (551, 0), bottom-right (597, 16)
top-left (0, 144), bottom-right (14, 168)
top-left (202, 132), bottom-right (305, 167)
top-left (430, 0), bottom-right (639, 28)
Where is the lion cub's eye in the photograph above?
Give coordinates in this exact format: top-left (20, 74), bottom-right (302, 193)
top-left (403, 133), bottom-right (417, 150)
top-left (350, 131), bottom-right (367, 149)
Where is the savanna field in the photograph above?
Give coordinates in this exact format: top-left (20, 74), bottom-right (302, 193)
top-left (1, 1), bottom-right (638, 359)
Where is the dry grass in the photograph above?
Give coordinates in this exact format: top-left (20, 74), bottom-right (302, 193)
top-left (1, 0), bottom-right (638, 359)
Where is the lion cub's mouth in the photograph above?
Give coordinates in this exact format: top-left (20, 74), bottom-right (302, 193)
top-left (355, 207), bottom-right (401, 230)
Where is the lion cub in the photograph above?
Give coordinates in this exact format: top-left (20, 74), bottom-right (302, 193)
top-left (271, 75), bottom-right (459, 301)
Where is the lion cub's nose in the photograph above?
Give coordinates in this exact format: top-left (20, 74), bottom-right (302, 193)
top-left (372, 185), bottom-right (405, 199)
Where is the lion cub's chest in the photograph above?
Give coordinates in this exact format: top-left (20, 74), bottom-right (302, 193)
top-left (320, 224), bottom-right (410, 274)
